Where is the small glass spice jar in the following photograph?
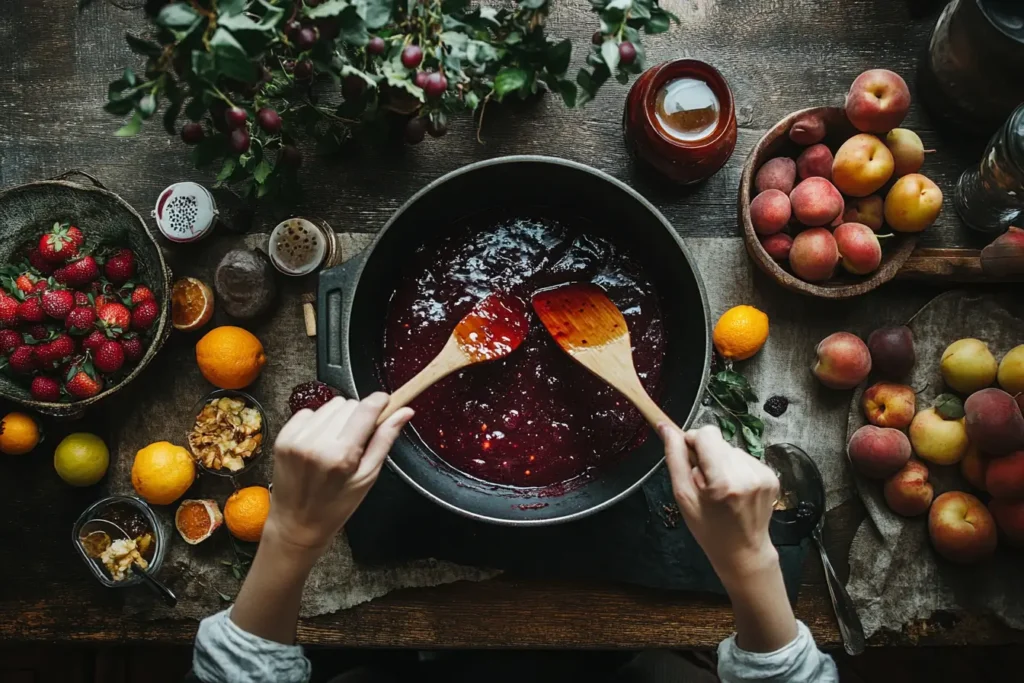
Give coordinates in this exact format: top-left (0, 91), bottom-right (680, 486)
top-left (954, 103), bottom-right (1024, 233)
top-left (152, 182), bottom-right (218, 243)
top-left (268, 217), bottom-right (340, 276)
top-left (623, 59), bottom-right (737, 185)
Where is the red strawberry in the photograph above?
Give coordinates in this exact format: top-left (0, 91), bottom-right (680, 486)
top-left (27, 324), bottom-right (50, 341)
top-left (120, 335), bottom-right (144, 364)
top-left (74, 291), bottom-right (91, 306)
top-left (82, 329), bottom-right (107, 354)
top-left (0, 329), bottom-right (23, 355)
top-left (65, 306), bottom-right (97, 335)
top-left (33, 280), bottom-right (49, 293)
top-left (36, 333), bottom-right (75, 369)
top-left (65, 364), bottom-right (103, 400)
top-left (8, 345), bottom-right (36, 374)
top-left (15, 274), bottom-right (35, 293)
top-left (0, 293), bottom-right (19, 328)
top-left (54, 256), bottom-right (99, 287)
top-left (28, 248), bottom-right (56, 276)
top-left (131, 285), bottom-right (154, 304)
top-left (41, 288), bottom-right (75, 320)
top-left (16, 297), bottom-right (45, 323)
top-left (104, 248), bottom-right (136, 285)
top-left (30, 375), bottom-right (62, 402)
top-left (39, 223), bottom-right (82, 263)
top-left (94, 340), bottom-right (125, 374)
top-left (131, 299), bottom-right (159, 331)
top-left (97, 301), bottom-right (131, 336)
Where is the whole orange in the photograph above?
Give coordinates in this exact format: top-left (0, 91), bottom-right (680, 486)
top-left (0, 412), bottom-right (40, 455)
top-left (713, 305), bottom-right (770, 361)
top-left (132, 441), bottom-right (196, 505)
top-left (224, 486), bottom-right (271, 542)
top-left (196, 326), bottom-right (266, 390)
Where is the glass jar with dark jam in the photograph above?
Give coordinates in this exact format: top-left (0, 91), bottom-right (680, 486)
top-left (624, 59), bottom-right (737, 185)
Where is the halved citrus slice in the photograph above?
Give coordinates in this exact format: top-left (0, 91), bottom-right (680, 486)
top-left (175, 499), bottom-right (224, 545)
top-left (171, 277), bottom-right (214, 331)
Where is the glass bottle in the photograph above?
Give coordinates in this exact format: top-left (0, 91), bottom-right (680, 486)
top-left (954, 104), bottom-right (1024, 233)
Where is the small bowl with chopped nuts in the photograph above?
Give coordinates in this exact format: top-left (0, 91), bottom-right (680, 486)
top-left (72, 495), bottom-right (166, 589)
top-left (187, 389), bottom-right (267, 478)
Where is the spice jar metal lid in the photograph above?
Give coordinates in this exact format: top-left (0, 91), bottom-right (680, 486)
top-left (268, 217), bottom-right (338, 276)
top-left (152, 182), bottom-right (218, 243)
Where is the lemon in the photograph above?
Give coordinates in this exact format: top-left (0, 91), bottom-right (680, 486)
top-left (54, 433), bottom-right (109, 487)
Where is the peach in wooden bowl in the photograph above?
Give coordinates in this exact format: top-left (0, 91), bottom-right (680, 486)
top-left (738, 106), bottom-right (918, 300)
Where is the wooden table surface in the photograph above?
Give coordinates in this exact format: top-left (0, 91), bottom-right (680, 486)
top-left (1, 0), bottom-right (1020, 648)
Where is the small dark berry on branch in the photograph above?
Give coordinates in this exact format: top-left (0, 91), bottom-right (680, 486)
top-left (619, 41), bottom-right (637, 65)
top-left (181, 122), bottom-right (204, 145)
top-left (404, 117), bottom-right (426, 145)
top-left (401, 45), bottom-right (424, 69)
top-left (225, 107), bottom-right (248, 130)
top-left (256, 108), bottom-right (282, 134)
top-left (229, 128), bottom-right (250, 153)
top-left (294, 60), bottom-right (314, 80)
top-left (424, 72), bottom-right (447, 99)
top-left (296, 27), bottom-right (318, 51)
top-left (367, 36), bottom-right (386, 56)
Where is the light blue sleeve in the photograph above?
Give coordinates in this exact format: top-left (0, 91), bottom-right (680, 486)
top-left (192, 608), bottom-right (312, 683)
top-left (717, 620), bottom-right (839, 683)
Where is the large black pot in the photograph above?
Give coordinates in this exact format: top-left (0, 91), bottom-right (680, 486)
top-left (318, 156), bottom-right (710, 525)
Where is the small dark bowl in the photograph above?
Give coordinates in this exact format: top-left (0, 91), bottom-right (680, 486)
top-left (0, 171), bottom-right (172, 415)
top-left (186, 389), bottom-right (268, 479)
top-left (739, 107), bottom-right (918, 299)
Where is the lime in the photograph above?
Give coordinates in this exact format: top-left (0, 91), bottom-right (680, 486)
top-left (54, 433), bottom-right (109, 487)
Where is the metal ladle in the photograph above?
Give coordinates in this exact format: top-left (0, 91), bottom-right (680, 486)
top-left (764, 443), bottom-right (865, 656)
top-left (79, 518), bottom-right (177, 607)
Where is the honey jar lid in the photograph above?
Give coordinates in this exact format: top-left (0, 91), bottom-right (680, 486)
top-left (152, 182), bottom-right (218, 243)
top-left (268, 217), bottom-right (330, 276)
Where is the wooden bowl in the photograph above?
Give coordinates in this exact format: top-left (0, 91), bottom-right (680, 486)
top-left (739, 106), bottom-right (917, 299)
top-left (0, 171), bottom-right (172, 416)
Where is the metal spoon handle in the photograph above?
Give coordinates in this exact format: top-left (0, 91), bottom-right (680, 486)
top-left (812, 526), bottom-right (864, 655)
top-left (138, 566), bottom-right (177, 607)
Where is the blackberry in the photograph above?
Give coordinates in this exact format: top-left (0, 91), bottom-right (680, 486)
top-left (763, 395), bottom-right (789, 417)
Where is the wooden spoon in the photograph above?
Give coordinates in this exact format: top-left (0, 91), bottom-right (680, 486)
top-left (531, 282), bottom-right (673, 428)
top-left (377, 292), bottom-right (529, 425)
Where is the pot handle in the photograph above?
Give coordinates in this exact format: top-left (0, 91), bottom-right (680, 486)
top-left (316, 259), bottom-right (360, 398)
top-left (50, 170), bottom-right (107, 189)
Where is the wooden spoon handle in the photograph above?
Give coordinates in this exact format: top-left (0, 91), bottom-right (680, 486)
top-left (376, 339), bottom-right (466, 426)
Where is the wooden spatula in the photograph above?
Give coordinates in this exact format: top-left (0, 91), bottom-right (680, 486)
top-left (531, 282), bottom-right (673, 428)
top-left (377, 292), bottom-right (529, 425)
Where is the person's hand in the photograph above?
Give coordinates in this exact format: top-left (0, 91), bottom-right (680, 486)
top-left (264, 393), bottom-right (414, 558)
top-left (660, 423), bottom-right (780, 588)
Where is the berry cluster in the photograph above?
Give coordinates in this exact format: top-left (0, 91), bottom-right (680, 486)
top-left (0, 222), bottom-right (160, 402)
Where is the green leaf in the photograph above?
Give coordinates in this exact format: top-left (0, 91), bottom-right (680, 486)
top-left (545, 39), bottom-right (572, 75)
top-left (630, 0), bottom-right (651, 19)
top-left (740, 425), bottom-right (764, 458)
top-left (209, 28), bottom-right (257, 82)
top-left (125, 33), bottom-right (163, 58)
top-left (737, 413), bottom-right (764, 433)
top-left (466, 40), bottom-right (500, 66)
top-left (305, 0), bottom-right (349, 18)
top-left (191, 134), bottom-right (225, 167)
top-left (494, 67), bottom-right (528, 98)
top-left (934, 393), bottom-right (965, 420)
top-left (219, 0), bottom-right (246, 16)
top-left (253, 160), bottom-right (273, 184)
top-left (354, 0), bottom-right (391, 29)
top-left (607, 0), bottom-right (632, 8)
top-left (216, 157), bottom-right (237, 181)
top-left (551, 77), bottom-right (577, 108)
top-left (114, 111), bottom-right (143, 137)
top-left (217, 13), bottom-right (262, 32)
top-left (576, 65), bottom-right (609, 106)
top-left (163, 96), bottom-right (182, 135)
top-left (138, 93), bottom-right (156, 118)
top-left (600, 40), bottom-right (620, 72)
top-left (715, 414), bottom-right (738, 441)
top-left (123, 66), bottom-right (137, 88)
top-left (156, 3), bottom-right (200, 29)
top-left (464, 91), bottom-right (480, 110)
top-left (104, 98), bottom-right (136, 116)
top-left (645, 11), bottom-right (670, 34)
top-left (517, 0), bottom-right (546, 7)
top-left (338, 19), bottom-right (369, 46)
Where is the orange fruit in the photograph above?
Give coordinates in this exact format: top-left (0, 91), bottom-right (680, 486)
top-left (175, 498), bottom-right (224, 545)
top-left (131, 441), bottom-right (196, 505)
top-left (196, 326), bottom-right (266, 390)
top-left (0, 412), bottom-right (40, 455)
top-left (223, 486), bottom-right (271, 542)
top-left (713, 305), bottom-right (770, 361)
top-left (172, 277), bottom-right (214, 331)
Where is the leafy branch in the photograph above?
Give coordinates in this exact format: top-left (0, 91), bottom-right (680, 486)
top-left (705, 369), bottom-right (765, 458)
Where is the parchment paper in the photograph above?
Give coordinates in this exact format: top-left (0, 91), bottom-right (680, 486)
top-left (845, 291), bottom-right (1024, 638)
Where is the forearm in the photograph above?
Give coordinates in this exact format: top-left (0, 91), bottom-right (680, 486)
top-left (230, 521), bottom-right (321, 644)
top-left (718, 545), bottom-right (798, 653)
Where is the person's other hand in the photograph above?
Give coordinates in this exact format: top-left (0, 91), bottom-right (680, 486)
top-left (660, 424), bottom-right (780, 588)
top-left (265, 393), bottom-right (413, 557)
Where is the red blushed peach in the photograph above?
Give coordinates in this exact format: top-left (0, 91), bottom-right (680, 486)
top-left (796, 144), bottom-right (834, 181)
top-left (834, 222), bottom-right (882, 275)
top-left (832, 134), bottom-right (895, 197)
top-left (985, 450), bottom-right (1024, 500)
top-left (848, 424), bottom-right (912, 479)
top-left (755, 157), bottom-right (797, 195)
top-left (789, 113), bottom-right (827, 145)
top-left (790, 177), bottom-right (844, 226)
top-left (760, 233), bottom-right (793, 262)
top-left (960, 446), bottom-right (989, 492)
top-left (790, 228), bottom-right (840, 282)
top-left (813, 331), bottom-right (872, 390)
top-left (750, 189), bottom-right (792, 236)
top-left (884, 460), bottom-right (933, 517)
top-left (862, 382), bottom-right (916, 429)
top-left (989, 498), bottom-right (1024, 547)
top-left (928, 491), bottom-right (998, 564)
top-left (844, 68), bottom-right (911, 134)
top-left (842, 195), bottom-right (884, 232)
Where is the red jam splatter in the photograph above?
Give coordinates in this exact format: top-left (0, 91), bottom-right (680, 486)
top-left (382, 215), bottom-right (665, 488)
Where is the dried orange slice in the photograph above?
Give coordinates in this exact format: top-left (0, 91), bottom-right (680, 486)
top-left (171, 277), bottom-right (214, 331)
top-left (175, 499), bottom-right (224, 545)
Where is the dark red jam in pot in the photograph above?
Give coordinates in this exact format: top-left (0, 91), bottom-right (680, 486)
top-left (382, 214), bottom-right (665, 488)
